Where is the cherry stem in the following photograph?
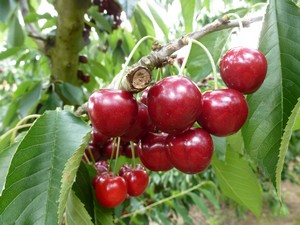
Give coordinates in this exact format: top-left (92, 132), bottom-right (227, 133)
top-left (189, 39), bottom-right (218, 90)
top-left (9, 114), bottom-right (41, 142)
top-left (0, 124), bottom-right (33, 143)
top-left (178, 40), bottom-right (193, 75)
top-left (226, 13), bottom-right (243, 32)
top-left (129, 141), bottom-right (136, 168)
top-left (116, 36), bottom-right (156, 89)
top-left (113, 137), bottom-right (121, 174)
top-left (117, 180), bottom-right (217, 222)
top-left (109, 137), bottom-right (117, 173)
top-left (86, 145), bottom-right (96, 165)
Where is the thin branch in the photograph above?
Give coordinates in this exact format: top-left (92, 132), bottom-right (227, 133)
top-left (76, 15), bottom-right (263, 116)
top-left (109, 15), bottom-right (263, 93)
top-left (19, 0), bottom-right (46, 51)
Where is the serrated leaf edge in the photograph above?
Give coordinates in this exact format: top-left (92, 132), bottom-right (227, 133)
top-left (275, 97), bottom-right (300, 200)
top-left (57, 131), bottom-right (91, 224)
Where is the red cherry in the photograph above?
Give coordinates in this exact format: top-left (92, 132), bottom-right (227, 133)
top-left (123, 142), bottom-right (139, 158)
top-left (139, 87), bottom-right (150, 105)
top-left (139, 132), bottom-right (173, 171)
top-left (91, 128), bottom-right (109, 147)
top-left (88, 89), bottom-right (138, 137)
top-left (102, 139), bottom-right (124, 159)
top-left (166, 128), bottom-right (213, 174)
top-left (147, 75), bottom-right (202, 134)
top-left (197, 89), bottom-right (248, 137)
top-left (82, 143), bottom-right (101, 162)
top-left (119, 163), bottom-right (145, 176)
top-left (95, 160), bottom-right (109, 174)
top-left (219, 47), bottom-right (267, 94)
top-left (95, 173), bottom-right (127, 208)
top-left (121, 102), bottom-right (152, 142)
top-left (122, 168), bottom-right (149, 197)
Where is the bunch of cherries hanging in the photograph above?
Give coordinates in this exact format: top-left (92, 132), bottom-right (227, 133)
top-left (86, 46), bottom-right (268, 208)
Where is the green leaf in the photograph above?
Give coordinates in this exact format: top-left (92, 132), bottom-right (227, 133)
top-left (72, 163), bottom-right (96, 221)
top-left (65, 191), bottom-right (94, 225)
top-left (88, 6), bottom-right (112, 33)
top-left (58, 132), bottom-right (91, 224)
top-left (188, 192), bottom-right (209, 216)
top-left (173, 200), bottom-right (193, 225)
top-left (242, 0), bottom-right (300, 185)
top-left (56, 83), bottom-right (85, 105)
top-left (212, 150), bottom-right (262, 217)
top-left (0, 47), bottom-right (23, 60)
top-left (186, 29), bottom-right (231, 81)
top-left (276, 97), bottom-right (300, 199)
top-left (119, 0), bottom-right (138, 19)
top-left (133, 5), bottom-right (155, 38)
top-left (146, 1), bottom-right (169, 38)
top-left (0, 110), bottom-right (91, 225)
top-left (2, 81), bottom-right (42, 129)
top-left (0, 142), bottom-right (19, 196)
top-left (0, 0), bottom-right (15, 22)
top-left (7, 15), bottom-right (25, 47)
top-left (24, 12), bottom-right (52, 23)
top-left (180, 0), bottom-right (195, 33)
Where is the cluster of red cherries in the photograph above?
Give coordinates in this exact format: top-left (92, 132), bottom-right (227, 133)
top-left (86, 47), bottom-right (268, 208)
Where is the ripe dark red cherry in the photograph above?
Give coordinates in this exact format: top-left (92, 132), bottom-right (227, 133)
top-left (139, 132), bottom-right (173, 171)
top-left (122, 168), bottom-right (149, 197)
top-left (219, 47), bottom-right (267, 94)
top-left (91, 128), bottom-right (109, 147)
top-left (102, 140), bottom-right (124, 159)
top-left (166, 128), bottom-right (214, 174)
top-left (197, 89), bottom-right (248, 137)
top-left (95, 173), bottom-right (127, 208)
top-left (123, 142), bottom-right (139, 158)
top-left (147, 75), bottom-right (202, 134)
top-left (95, 160), bottom-right (109, 174)
top-left (121, 102), bottom-right (152, 142)
top-left (88, 89), bottom-right (138, 137)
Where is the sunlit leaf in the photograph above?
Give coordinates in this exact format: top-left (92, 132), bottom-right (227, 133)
top-left (65, 191), bottom-right (94, 225)
top-left (180, 0), bottom-right (195, 33)
top-left (7, 15), bottom-right (25, 47)
top-left (119, 0), bottom-right (139, 19)
top-left (0, 110), bottom-right (90, 225)
top-left (242, 0), bottom-right (300, 185)
top-left (212, 150), bottom-right (262, 217)
top-left (276, 97), bottom-right (300, 199)
top-left (58, 132), bottom-right (90, 224)
top-left (187, 29), bottom-right (231, 81)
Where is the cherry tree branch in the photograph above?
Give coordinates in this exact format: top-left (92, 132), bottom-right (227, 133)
top-left (109, 15), bottom-right (263, 93)
top-left (76, 15), bottom-right (263, 116)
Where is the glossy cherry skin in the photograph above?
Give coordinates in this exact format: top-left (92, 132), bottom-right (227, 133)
top-left (94, 160), bottom-right (109, 174)
top-left (147, 75), bottom-right (202, 134)
top-left (83, 142), bottom-right (101, 163)
top-left (219, 47), bottom-right (267, 94)
top-left (122, 168), bottom-right (149, 197)
top-left (102, 139), bottom-right (124, 160)
top-left (197, 89), bottom-right (248, 137)
top-left (166, 128), bottom-right (213, 174)
top-left (91, 128), bottom-right (109, 147)
top-left (88, 89), bottom-right (138, 137)
top-left (95, 173), bottom-right (127, 208)
top-left (139, 132), bottom-right (173, 171)
top-left (139, 86), bottom-right (151, 105)
top-left (123, 142), bottom-right (139, 158)
top-left (121, 102), bottom-right (152, 142)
